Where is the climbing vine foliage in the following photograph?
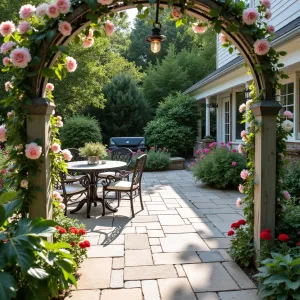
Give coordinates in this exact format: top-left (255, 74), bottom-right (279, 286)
top-left (0, 0), bottom-right (288, 238)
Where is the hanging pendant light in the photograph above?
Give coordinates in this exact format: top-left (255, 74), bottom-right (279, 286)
top-left (145, 0), bottom-right (166, 54)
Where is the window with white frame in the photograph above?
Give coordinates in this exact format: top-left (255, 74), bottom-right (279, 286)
top-left (235, 92), bottom-right (245, 140)
top-left (280, 82), bottom-right (294, 134)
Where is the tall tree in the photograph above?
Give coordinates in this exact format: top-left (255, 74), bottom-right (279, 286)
top-left (88, 73), bottom-right (151, 143)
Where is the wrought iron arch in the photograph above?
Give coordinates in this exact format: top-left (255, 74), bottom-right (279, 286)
top-left (30, 0), bottom-right (273, 101)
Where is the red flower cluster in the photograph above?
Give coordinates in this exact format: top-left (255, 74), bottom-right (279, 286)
top-left (278, 233), bottom-right (290, 242)
top-left (227, 230), bottom-right (234, 236)
top-left (79, 240), bottom-right (91, 249)
top-left (231, 220), bottom-right (246, 230)
top-left (69, 227), bottom-right (79, 234)
top-left (297, 242), bottom-right (300, 247)
top-left (55, 225), bottom-right (66, 234)
top-left (260, 229), bottom-right (272, 240)
top-left (79, 228), bottom-right (86, 235)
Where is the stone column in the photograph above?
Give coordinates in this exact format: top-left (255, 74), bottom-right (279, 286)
top-left (24, 98), bottom-right (55, 219)
top-left (205, 97), bottom-right (211, 136)
top-left (251, 100), bottom-right (281, 254)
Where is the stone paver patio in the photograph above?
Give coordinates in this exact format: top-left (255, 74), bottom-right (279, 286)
top-left (66, 170), bottom-right (260, 300)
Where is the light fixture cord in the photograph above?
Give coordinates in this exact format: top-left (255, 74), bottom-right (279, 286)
top-left (155, 0), bottom-right (160, 24)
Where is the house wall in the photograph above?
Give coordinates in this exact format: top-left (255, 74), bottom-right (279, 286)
top-left (217, 0), bottom-right (300, 68)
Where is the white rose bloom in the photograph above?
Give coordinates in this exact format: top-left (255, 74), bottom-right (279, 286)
top-left (282, 120), bottom-right (294, 132)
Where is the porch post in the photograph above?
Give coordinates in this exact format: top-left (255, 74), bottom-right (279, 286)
top-left (245, 82), bottom-right (249, 130)
top-left (205, 97), bottom-right (211, 136)
top-left (24, 98), bottom-right (55, 219)
top-left (251, 100), bottom-right (281, 255)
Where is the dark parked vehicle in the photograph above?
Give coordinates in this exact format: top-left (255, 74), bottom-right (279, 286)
top-left (109, 137), bottom-right (146, 152)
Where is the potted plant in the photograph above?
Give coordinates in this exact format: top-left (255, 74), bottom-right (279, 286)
top-left (79, 142), bottom-right (108, 165)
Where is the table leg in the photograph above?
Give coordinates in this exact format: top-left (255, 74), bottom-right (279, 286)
top-left (70, 198), bottom-right (87, 214)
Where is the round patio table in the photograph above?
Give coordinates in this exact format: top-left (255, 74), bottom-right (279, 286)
top-left (67, 160), bottom-right (127, 218)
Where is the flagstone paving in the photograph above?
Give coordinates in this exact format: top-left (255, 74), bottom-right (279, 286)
top-left (66, 170), bottom-right (261, 299)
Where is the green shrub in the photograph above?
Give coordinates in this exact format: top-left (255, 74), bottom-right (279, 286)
top-left (60, 116), bottom-right (102, 149)
top-left (144, 147), bottom-right (170, 171)
top-left (277, 201), bottom-right (300, 244)
top-left (191, 144), bottom-right (247, 188)
top-left (283, 160), bottom-right (300, 199)
top-left (145, 93), bottom-right (199, 156)
top-left (255, 252), bottom-right (300, 299)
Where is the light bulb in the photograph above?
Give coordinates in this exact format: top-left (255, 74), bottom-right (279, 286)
top-left (151, 40), bottom-right (161, 54)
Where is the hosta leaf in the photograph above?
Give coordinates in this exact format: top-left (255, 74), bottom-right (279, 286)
top-left (0, 272), bottom-right (17, 300)
top-left (27, 267), bottom-right (49, 280)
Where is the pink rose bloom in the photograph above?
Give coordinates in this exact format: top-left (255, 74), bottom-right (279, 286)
top-left (236, 198), bottom-right (243, 208)
top-left (246, 99), bottom-right (253, 107)
top-left (57, 195), bottom-right (63, 202)
top-left (25, 142), bottom-right (42, 160)
top-left (62, 149), bottom-right (73, 161)
top-left (283, 110), bottom-right (293, 119)
top-left (5, 81), bottom-right (13, 92)
top-left (53, 191), bottom-right (60, 198)
top-left (59, 203), bottom-right (66, 210)
top-left (0, 41), bottom-right (16, 54)
top-left (46, 83), bottom-right (55, 91)
top-left (192, 24), bottom-right (207, 33)
top-left (56, 0), bottom-right (71, 14)
top-left (88, 29), bottom-right (93, 38)
top-left (227, 141), bottom-right (232, 146)
top-left (57, 116), bottom-right (62, 121)
top-left (254, 39), bottom-right (270, 56)
top-left (240, 169), bottom-right (249, 180)
top-left (239, 103), bottom-right (246, 113)
top-left (171, 7), bottom-right (182, 20)
top-left (51, 143), bottom-right (61, 153)
top-left (196, 149), bottom-right (202, 155)
top-left (0, 21), bottom-right (16, 37)
top-left (265, 9), bottom-right (272, 20)
top-left (242, 8), bottom-right (259, 25)
top-left (98, 0), bottom-right (114, 5)
top-left (195, 158), bottom-right (199, 162)
top-left (0, 125), bottom-right (7, 142)
top-left (47, 4), bottom-right (60, 18)
top-left (36, 3), bottom-right (49, 17)
top-left (267, 25), bottom-right (275, 34)
top-left (83, 38), bottom-right (94, 48)
top-left (209, 142), bottom-right (217, 148)
top-left (19, 4), bottom-right (36, 19)
top-left (105, 20), bottom-right (114, 36)
top-left (238, 144), bottom-right (243, 153)
top-left (260, 0), bottom-right (271, 8)
top-left (57, 120), bottom-right (63, 127)
top-left (232, 161), bottom-right (237, 167)
top-left (282, 190), bottom-right (291, 200)
top-left (20, 179), bottom-right (29, 189)
top-left (18, 21), bottom-right (31, 34)
top-left (203, 148), bottom-right (210, 154)
top-left (66, 56), bottom-right (77, 72)
top-left (7, 111), bottom-right (14, 118)
top-left (58, 21), bottom-right (72, 36)
top-left (232, 149), bottom-right (237, 153)
top-left (240, 130), bottom-right (247, 138)
top-left (219, 33), bottom-right (228, 44)
top-left (200, 155), bottom-right (204, 159)
top-left (238, 184), bottom-right (244, 193)
top-left (10, 47), bottom-right (32, 68)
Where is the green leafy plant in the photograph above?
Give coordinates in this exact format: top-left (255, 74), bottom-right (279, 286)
top-left (79, 142), bottom-right (107, 158)
top-left (144, 147), bottom-right (170, 171)
top-left (283, 160), bottom-right (300, 199)
top-left (191, 144), bottom-right (247, 188)
top-left (228, 221), bottom-right (255, 267)
top-left (0, 192), bottom-right (78, 300)
top-left (255, 252), bottom-right (300, 299)
top-left (145, 93), bottom-right (199, 156)
top-left (60, 116), bottom-right (102, 149)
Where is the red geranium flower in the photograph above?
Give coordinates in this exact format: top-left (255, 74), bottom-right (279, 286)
top-left (227, 230), bottom-right (234, 236)
top-left (79, 242), bottom-right (85, 249)
top-left (297, 242), bottom-right (300, 247)
top-left (231, 223), bottom-right (240, 230)
top-left (79, 228), bottom-right (86, 235)
top-left (55, 225), bottom-right (60, 229)
top-left (237, 220), bottom-right (246, 226)
top-left (260, 231), bottom-right (272, 240)
top-left (58, 228), bottom-right (66, 234)
top-left (84, 240), bottom-right (91, 248)
top-left (70, 242), bottom-right (76, 247)
top-left (278, 234), bottom-right (290, 242)
top-left (69, 227), bottom-right (79, 234)
top-left (262, 228), bottom-right (271, 233)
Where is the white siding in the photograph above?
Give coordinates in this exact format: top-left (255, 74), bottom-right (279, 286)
top-left (217, 0), bottom-right (300, 69)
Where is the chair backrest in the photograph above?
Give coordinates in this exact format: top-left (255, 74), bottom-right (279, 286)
top-left (111, 148), bottom-right (133, 167)
top-left (131, 154), bottom-right (147, 187)
top-left (67, 148), bottom-right (85, 161)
